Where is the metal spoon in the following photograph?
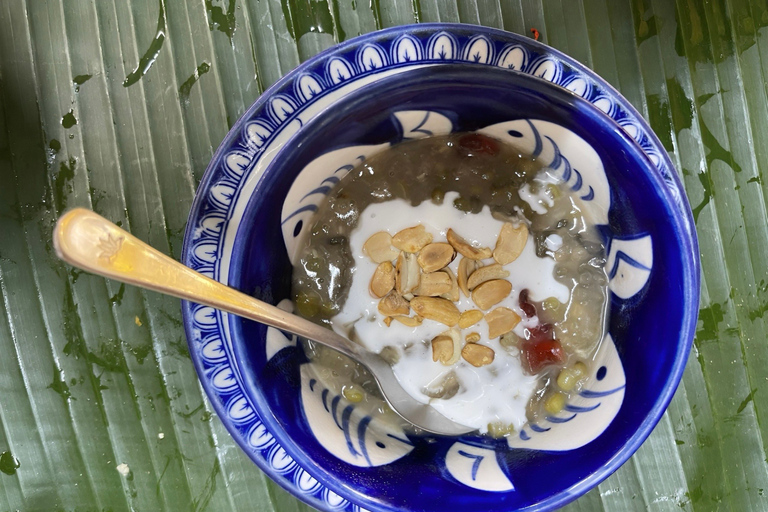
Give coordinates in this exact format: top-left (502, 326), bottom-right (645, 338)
top-left (53, 208), bottom-right (474, 436)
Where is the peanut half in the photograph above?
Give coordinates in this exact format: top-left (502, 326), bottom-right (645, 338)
top-left (370, 261), bottom-right (395, 298)
top-left (417, 243), bottom-right (455, 272)
top-left (441, 267), bottom-right (460, 302)
top-left (447, 228), bottom-right (492, 260)
top-left (465, 332), bottom-right (481, 343)
top-left (486, 307), bottom-right (521, 338)
top-left (363, 231), bottom-right (400, 263)
top-left (395, 252), bottom-right (420, 295)
top-left (432, 328), bottom-right (462, 365)
top-left (466, 263), bottom-right (510, 290)
top-left (431, 335), bottom-right (453, 364)
top-left (493, 222), bottom-right (528, 265)
top-left (392, 315), bottom-right (423, 327)
top-left (471, 279), bottom-right (512, 310)
top-left (462, 343), bottom-right (495, 367)
top-left (378, 290), bottom-right (410, 316)
top-left (392, 225), bottom-right (433, 253)
top-left (410, 297), bottom-right (461, 326)
top-left (416, 271), bottom-right (453, 296)
top-left (457, 257), bottom-right (481, 297)
top-left (458, 309), bottom-right (484, 329)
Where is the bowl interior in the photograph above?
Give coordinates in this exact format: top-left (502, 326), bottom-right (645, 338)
top-left (224, 65), bottom-right (696, 511)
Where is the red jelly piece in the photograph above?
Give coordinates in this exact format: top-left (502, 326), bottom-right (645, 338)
top-left (519, 289), bottom-right (537, 318)
top-left (526, 323), bottom-right (554, 343)
top-left (522, 338), bottom-right (566, 374)
top-left (458, 134), bottom-right (500, 156)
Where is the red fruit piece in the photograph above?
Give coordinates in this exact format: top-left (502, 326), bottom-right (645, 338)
top-left (458, 134), bottom-right (500, 156)
top-left (519, 289), bottom-right (537, 318)
top-left (522, 338), bottom-right (566, 374)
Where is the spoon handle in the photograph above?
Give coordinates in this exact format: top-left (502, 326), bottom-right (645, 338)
top-left (53, 208), bottom-right (362, 359)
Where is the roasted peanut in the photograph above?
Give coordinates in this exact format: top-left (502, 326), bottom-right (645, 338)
top-left (461, 343), bottom-right (495, 367)
top-left (363, 232), bottom-right (399, 263)
top-left (493, 222), bottom-right (528, 265)
top-left (378, 291), bottom-right (410, 316)
top-left (447, 228), bottom-right (493, 260)
top-left (471, 279), bottom-right (512, 310)
top-left (485, 307), bottom-right (521, 338)
top-left (441, 267), bottom-right (460, 302)
top-left (416, 271), bottom-right (453, 296)
top-left (431, 335), bottom-right (454, 364)
top-left (410, 297), bottom-right (461, 326)
top-left (392, 315), bottom-right (423, 327)
top-left (417, 243), bottom-right (455, 272)
top-left (458, 257), bottom-right (481, 297)
top-left (395, 252), bottom-right (420, 295)
top-left (370, 261), bottom-right (395, 298)
top-left (458, 309), bottom-right (484, 329)
top-left (392, 225), bottom-right (433, 253)
top-left (466, 263), bottom-right (510, 290)
top-left (431, 328), bottom-right (462, 365)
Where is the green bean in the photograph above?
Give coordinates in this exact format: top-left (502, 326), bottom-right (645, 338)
top-left (544, 392), bottom-right (566, 414)
top-left (295, 291), bottom-right (320, 318)
top-left (431, 187), bottom-right (445, 205)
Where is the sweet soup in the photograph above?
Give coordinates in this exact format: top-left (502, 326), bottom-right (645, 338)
top-left (292, 133), bottom-right (608, 435)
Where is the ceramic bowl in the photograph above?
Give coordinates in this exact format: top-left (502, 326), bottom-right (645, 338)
top-left (182, 24), bottom-right (699, 512)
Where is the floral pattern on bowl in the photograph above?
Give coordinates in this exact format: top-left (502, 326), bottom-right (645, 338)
top-left (182, 24), bottom-right (698, 512)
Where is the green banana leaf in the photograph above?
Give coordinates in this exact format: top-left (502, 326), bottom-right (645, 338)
top-left (0, 0), bottom-right (765, 510)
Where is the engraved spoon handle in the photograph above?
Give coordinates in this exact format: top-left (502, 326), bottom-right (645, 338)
top-left (52, 208), bottom-right (364, 360)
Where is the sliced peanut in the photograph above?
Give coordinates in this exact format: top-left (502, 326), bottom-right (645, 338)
top-left (432, 328), bottom-right (462, 365)
top-left (363, 232), bottom-right (399, 263)
top-left (465, 332), bottom-right (481, 343)
top-left (431, 335), bottom-right (454, 364)
top-left (441, 267), bottom-right (460, 302)
top-left (378, 291), bottom-right (410, 316)
top-left (471, 279), bottom-right (512, 310)
top-left (458, 309), bottom-right (484, 329)
top-left (395, 252), bottom-right (420, 295)
top-left (458, 257), bottom-right (481, 297)
top-left (486, 307), bottom-right (521, 338)
top-left (493, 222), bottom-right (529, 265)
top-left (370, 261), bottom-right (395, 298)
top-left (446, 328), bottom-right (462, 364)
top-left (462, 343), bottom-right (495, 367)
top-left (417, 243), bottom-right (455, 272)
top-left (392, 225), bottom-right (433, 253)
top-left (466, 263), bottom-right (511, 291)
top-left (410, 297), bottom-right (460, 326)
top-left (392, 315), bottom-right (423, 327)
top-left (416, 271), bottom-right (452, 296)
top-left (447, 228), bottom-right (492, 260)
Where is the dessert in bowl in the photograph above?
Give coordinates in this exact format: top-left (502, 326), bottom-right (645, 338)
top-left (181, 24), bottom-right (699, 512)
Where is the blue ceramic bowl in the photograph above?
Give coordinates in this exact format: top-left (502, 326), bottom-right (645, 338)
top-left (182, 24), bottom-right (699, 512)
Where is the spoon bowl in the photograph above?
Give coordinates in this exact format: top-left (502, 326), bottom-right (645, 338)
top-left (52, 208), bottom-right (474, 436)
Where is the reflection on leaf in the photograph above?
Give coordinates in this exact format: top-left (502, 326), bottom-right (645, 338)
top-left (123, 0), bottom-right (166, 87)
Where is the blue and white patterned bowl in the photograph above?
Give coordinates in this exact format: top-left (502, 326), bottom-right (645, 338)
top-left (181, 24), bottom-right (699, 512)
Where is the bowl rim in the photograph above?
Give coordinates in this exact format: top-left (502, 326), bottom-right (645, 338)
top-left (226, 62), bottom-right (699, 512)
top-left (181, 22), bottom-right (701, 512)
